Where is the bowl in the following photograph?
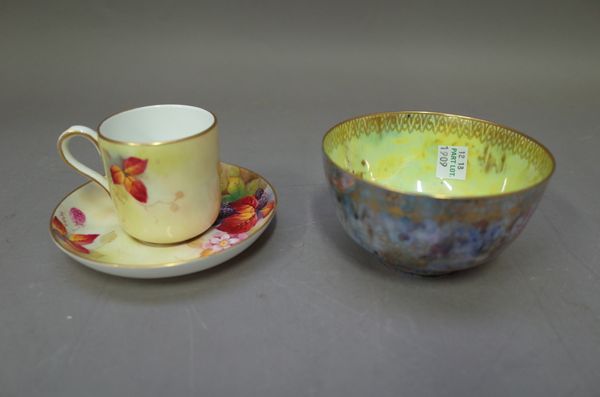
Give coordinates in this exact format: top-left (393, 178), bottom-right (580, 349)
top-left (322, 111), bottom-right (555, 275)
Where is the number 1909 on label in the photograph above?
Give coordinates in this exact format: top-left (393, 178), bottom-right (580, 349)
top-left (436, 145), bottom-right (468, 180)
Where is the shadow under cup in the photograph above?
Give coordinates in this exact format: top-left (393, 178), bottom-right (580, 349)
top-left (322, 111), bottom-right (555, 275)
top-left (97, 105), bottom-right (221, 244)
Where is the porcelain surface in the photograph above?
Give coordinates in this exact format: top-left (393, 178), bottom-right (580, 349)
top-left (58, 104), bottom-right (221, 244)
top-left (323, 111), bottom-right (555, 275)
top-left (50, 163), bottom-right (276, 278)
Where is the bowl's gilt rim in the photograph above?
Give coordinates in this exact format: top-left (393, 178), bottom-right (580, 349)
top-left (322, 110), bottom-right (556, 200)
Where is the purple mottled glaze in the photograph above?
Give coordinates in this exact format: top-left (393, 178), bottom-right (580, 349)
top-left (323, 156), bottom-right (550, 275)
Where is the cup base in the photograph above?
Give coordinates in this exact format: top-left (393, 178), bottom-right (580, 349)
top-left (126, 230), bottom-right (210, 247)
top-left (122, 205), bottom-right (221, 246)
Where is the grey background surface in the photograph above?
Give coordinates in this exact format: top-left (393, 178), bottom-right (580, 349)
top-left (1, 0), bottom-right (599, 396)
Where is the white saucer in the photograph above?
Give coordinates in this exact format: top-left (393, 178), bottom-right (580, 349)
top-left (50, 162), bottom-right (276, 278)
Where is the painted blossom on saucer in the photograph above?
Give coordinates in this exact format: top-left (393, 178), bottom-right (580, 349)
top-left (69, 207), bottom-right (86, 226)
top-left (200, 232), bottom-right (248, 257)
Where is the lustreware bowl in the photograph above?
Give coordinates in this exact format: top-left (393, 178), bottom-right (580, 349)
top-left (322, 111), bottom-right (555, 275)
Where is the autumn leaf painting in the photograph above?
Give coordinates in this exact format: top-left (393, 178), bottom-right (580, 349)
top-left (110, 157), bottom-right (148, 203)
top-left (51, 216), bottom-right (99, 254)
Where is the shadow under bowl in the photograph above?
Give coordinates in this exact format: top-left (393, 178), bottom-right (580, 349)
top-left (322, 111), bottom-right (555, 276)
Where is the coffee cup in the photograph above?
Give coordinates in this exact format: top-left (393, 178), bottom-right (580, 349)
top-left (58, 104), bottom-right (220, 244)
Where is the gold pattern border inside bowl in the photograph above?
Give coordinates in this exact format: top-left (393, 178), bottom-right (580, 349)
top-left (322, 111), bottom-right (555, 198)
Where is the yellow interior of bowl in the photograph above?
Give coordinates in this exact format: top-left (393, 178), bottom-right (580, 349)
top-left (323, 112), bottom-right (554, 197)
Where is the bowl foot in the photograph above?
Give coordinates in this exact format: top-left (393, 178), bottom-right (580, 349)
top-left (380, 261), bottom-right (467, 277)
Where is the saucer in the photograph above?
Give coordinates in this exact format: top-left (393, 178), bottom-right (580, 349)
top-left (49, 162), bottom-right (277, 278)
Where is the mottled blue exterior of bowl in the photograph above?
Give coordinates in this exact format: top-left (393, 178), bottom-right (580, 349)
top-left (324, 157), bottom-right (549, 275)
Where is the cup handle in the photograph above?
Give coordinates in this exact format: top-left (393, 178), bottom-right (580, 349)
top-left (58, 126), bottom-right (110, 193)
